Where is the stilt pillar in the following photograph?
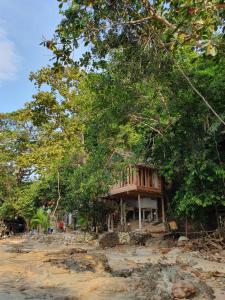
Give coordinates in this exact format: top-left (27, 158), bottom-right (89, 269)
top-left (123, 203), bottom-right (126, 227)
top-left (151, 209), bottom-right (153, 221)
top-left (138, 193), bottom-right (142, 230)
top-left (156, 209), bottom-right (159, 222)
top-left (120, 198), bottom-right (123, 225)
top-left (111, 216), bottom-right (114, 232)
top-left (142, 209), bottom-right (145, 222)
top-left (68, 213), bottom-right (72, 225)
top-left (107, 215), bottom-right (111, 231)
top-left (161, 197), bottom-right (165, 223)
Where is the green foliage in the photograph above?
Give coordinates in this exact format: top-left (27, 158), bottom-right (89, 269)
top-left (149, 55), bottom-right (225, 215)
top-left (77, 213), bottom-right (89, 231)
top-left (0, 1), bottom-right (225, 226)
top-left (31, 208), bottom-right (50, 232)
top-left (0, 202), bottom-right (15, 220)
top-left (50, 0), bottom-right (224, 67)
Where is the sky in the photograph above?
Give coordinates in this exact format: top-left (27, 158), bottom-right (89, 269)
top-left (0, 0), bottom-right (62, 113)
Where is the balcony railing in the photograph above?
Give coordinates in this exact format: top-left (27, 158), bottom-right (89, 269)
top-left (109, 165), bottom-right (162, 196)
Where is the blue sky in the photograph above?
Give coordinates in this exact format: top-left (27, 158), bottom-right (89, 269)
top-left (0, 0), bottom-right (61, 113)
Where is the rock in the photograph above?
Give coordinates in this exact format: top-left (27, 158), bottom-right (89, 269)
top-left (178, 236), bottom-right (189, 241)
top-left (172, 280), bottom-right (196, 299)
top-left (146, 237), bottom-right (175, 248)
top-left (177, 236), bottom-right (189, 247)
top-left (47, 247), bottom-right (87, 256)
top-left (111, 269), bottom-right (133, 278)
top-left (90, 239), bottom-right (99, 247)
top-left (161, 248), bottom-right (171, 254)
top-left (48, 252), bottom-right (111, 273)
top-left (73, 231), bottom-right (97, 243)
top-left (98, 232), bottom-right (119, 248)
top-left (129, 232), bottom-right (152, 245)
top-left (118, 232), bottom-right (131, 245)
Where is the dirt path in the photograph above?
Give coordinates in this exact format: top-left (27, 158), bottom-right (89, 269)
top-left (0, 234), bottom-right (224, 300)
top-left (0, 236), bottom-right (133, 300)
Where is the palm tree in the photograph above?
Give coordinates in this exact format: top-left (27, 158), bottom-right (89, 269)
top-left (31, 209), bottom-right (50, 233)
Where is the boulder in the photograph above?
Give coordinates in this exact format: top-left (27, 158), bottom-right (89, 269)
top-left (177, 236), bottom-right (189, 247)
top-left (98, 232), bottom-right (119, 248)
top-left (118, 232), bottom-right (131, 245)
top-left (145, 237), bottom-right (175, 248)
top-left (47, 252), bottom-right (111, 273)
top-left (172, 280), bottom-right (196, 299)
top-left (130, 232), bottom-right (152, 245)
top-left (73, 231), bottom-right (97, 243)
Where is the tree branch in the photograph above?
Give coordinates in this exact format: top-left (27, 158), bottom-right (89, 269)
top-left (52, 168), bottom-right (61, 217)
top-left (176, 63), bottom-right (225, 127)
top-left (141, 0), bottom-right (176, 30)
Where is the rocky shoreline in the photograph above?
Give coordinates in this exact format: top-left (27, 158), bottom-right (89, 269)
top-left (0, 233), bottom-right (224, 299)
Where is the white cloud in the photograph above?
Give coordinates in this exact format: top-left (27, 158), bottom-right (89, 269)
top-left (0, 28), bottom-right (19, 82)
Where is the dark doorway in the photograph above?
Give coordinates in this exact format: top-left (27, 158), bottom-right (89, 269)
top-left (4, 217), bottom-right (26, 234)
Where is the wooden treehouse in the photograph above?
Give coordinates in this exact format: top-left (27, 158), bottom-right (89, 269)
top-left (106, 164), bottom-right (165, 232)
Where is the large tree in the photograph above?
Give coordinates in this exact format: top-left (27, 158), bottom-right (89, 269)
top-left (50, 0), bottom-right (224, 65)
top-left (1, 1), bottom-right (224, 224)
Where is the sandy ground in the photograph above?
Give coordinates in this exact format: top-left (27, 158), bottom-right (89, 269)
top-left (0, 234), bottom-right (224, 300)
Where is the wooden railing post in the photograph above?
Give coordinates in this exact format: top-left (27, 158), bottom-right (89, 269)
top-left (120, 198), bottom-right (123, 226)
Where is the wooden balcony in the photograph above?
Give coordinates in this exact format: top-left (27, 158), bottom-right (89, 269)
top-left (109, 164), bottom-right (162, 197)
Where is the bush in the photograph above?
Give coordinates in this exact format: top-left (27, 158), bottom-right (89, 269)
top-left (31, 208), bottom-right (50, 233)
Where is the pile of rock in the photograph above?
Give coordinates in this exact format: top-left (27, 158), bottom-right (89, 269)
top-left (129, 231), bottom-right (152, 245)
top-left (47, 251), bottom-right (111, 273)
top-left (72, 231), bottom-right (97, 243)
top-left (118, 232), bottom-right (131, 244)
top-left (30, 231), bottom-right (97, 245)
top-left (98, 232), bottom-right (119, 248)
top-left (126, 264), bottom-right (213, 300)
top-left (99, 231), bottom-right (154, 247)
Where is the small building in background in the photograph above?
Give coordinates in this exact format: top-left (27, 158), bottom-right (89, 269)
top-left (106, 164), bottom-right (165, 232)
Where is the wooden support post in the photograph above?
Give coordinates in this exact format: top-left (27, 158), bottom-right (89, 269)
top-left (156, 209), bottom-right (159, 222)
top-left (138, 194), bottom-right (142, 230)
top-left (111, 217), bottom-right (114, 232)
top-left (123, 203), bottom-right (126, 231)
top-left (123, 203), bottom-right (126, 226)
top-left (142, 209), bottom-right (145, 222)
top-left (161, 197), bottom-right (165, 223)
top-left (120, 198), bottom-right (123, 225)
top-left (107, 215), bottom-right (111, 231)
top-left (147, 211), bottom-right (149, 222)
top-left (133, 210), bottom-right (135, 220)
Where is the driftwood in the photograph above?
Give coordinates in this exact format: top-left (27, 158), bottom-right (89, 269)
top-left (192, 232), bottom-right (225, 252)
top-left (207, 240), bottom-right (223, 250)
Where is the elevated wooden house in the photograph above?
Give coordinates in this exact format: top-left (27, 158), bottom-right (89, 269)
top-left (106, 164), bottom-right (165, 231)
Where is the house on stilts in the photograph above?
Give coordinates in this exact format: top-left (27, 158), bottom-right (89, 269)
top-left (106, 164), bottom-right (165, 232)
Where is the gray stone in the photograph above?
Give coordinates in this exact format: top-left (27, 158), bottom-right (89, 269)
top-left (129, 232), bottom-right (152, 245)
top-left (178, 236), bottom-right (189, 247)
top-left (172, 280), bottom-right (196, 299)
top-left (178, 236), bottom-right (189, 242)
top-left (118, 232), bottom-right (131, 244)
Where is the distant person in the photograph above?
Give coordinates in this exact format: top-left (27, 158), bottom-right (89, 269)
top-left (58, 220), bottom-right (65, 232)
